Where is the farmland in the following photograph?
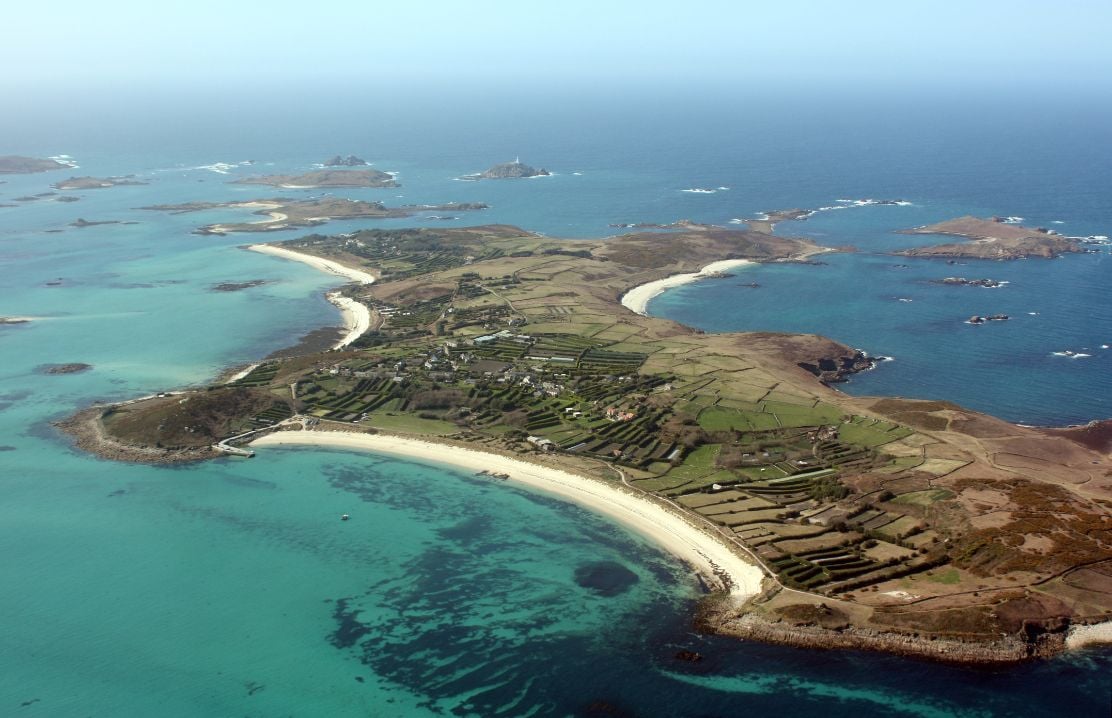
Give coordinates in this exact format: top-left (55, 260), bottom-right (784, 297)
top-left (75, 221), bottom-right (1112, 656)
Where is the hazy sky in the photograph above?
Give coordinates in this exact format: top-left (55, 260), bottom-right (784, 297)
top-left (5, 1), bottom-right (1111, 91)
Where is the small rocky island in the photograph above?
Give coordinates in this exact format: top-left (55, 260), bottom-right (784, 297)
top-left (966, 314), bottom-right (1009, 324)
top-left (0, 155), bottom-right (74, 174)
top-left (211, 280), bottom-right (270, 292)
top-left (461, 159), bottom-right (550, 180)
top-left (933, 277), bottom-right (1005, 288)
top-left (897, 216), bottom-right (1085, 260)
top-left (70, 218), bottom-right (131, 228)
top-left (36, 363), bottom-right (93, 375)
top-left (232, 169), bottom-right (398, 189)
top-left (322, 155), bottom-right (368, 167)
top-left (52, 176), bottom-right (148, 190)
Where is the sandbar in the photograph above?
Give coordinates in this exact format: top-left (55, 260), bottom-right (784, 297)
top-left (250, 430), bottom-right (765, 599)
top-left (621, 259), bottom-right (754, 316)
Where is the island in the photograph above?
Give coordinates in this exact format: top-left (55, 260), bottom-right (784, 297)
top-left (0, 155), bottom-right (74, 174)
top-left (897, 216), bottom-right (1085, 260)
top-left (51, 175), bottom-right (148, 190)
top-left (460, 159), bottom-right (551, 180)
top-left (232, 169), bottom-right (398, 189)
top-left (57, 220), bottom-right (1112, 664)
top-left (323, 155), bottom-right (368, 167)
top-left (139, 197), bottom-right (488, 234)
top-left (966, 314), bottom-right (1009, 324)
top-left (38, 363), bottom-right (92, 375)
top-left (932, 277), bottom-right (1005, 289)
top-left (210, 280), bottom-right (271, 292)
top-left (70, 218), bottom-right (131, 228)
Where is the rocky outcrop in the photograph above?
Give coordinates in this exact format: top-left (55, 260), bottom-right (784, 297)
top-left (210, 280), bottom-right (270, 292)
top-left (709, 612), bottom-right (1067, 665)
top-left (1042, 419), bottom-right (1112, 454)
top-left (323, 155), bottom-right (368, 167)
top-left (36, 363), bottom-right (93, 375)
top-left (967, 314), bottom-right (1009, 324)
top-left (933, 277), bottom-right (1004, 288)
top-left (797, 349), bottom-right (879, 384)
top-left (70, 218), bottom-right (124, 228)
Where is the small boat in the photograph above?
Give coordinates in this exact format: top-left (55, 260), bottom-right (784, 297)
top-left (341, 514), bottom-right (350, 521)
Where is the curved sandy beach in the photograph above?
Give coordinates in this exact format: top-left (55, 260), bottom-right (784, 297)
top-left (326, 292), bottom-right (371, 349)
top-left (248, 243), bottom-right (376, 285)
top-left (251, 430), bottom-right (766, 600)
top-left (248, 244), bottom-right (375, 349)
top-left (621, 259), bottom-right (754, 316)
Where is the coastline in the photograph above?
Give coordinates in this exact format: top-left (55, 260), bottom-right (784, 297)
top-left (250, 429), bottom-right (766, 600)
top-left (325, 291), bottom-right (371, 349)
top-left (247, 243), bottom-right (374, 350)
top-left (247, 243), bottom-right (376, 284)
top-left (621, 259), bottom-right (754, 316)
top-left (57, 231), bottom-right (1110, 664)
top-left (1066, 620), bottom-right (1112, 650)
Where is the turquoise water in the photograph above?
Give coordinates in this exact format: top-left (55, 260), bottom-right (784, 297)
top-left (651, 219), bottom-right (1112, 425)
top-left (1, 88), bottom-right (1110, 715)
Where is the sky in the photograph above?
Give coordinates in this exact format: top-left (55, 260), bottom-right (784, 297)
top-left (4, 1), bottom-right (1111, 93)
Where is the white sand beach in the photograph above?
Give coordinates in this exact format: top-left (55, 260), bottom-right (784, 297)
top-left (1066, 620), bottom-right (1112, 650)
top-left (225, 362), bottom-right (259, 383)
top-left (248, 244), bottom-right (376, 349)
top-left (247, 244), bottom-right (376, 285)
top-left (621, 259), bottom-right (754, 316)
top-left (251, 430), bottom-right (766, 599)
top-left (326, 292), bottom-right (371, 349)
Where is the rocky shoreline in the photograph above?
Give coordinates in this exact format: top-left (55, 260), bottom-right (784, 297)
top-left (897, 216), bottom-right (1086, 260)
top-left (699, 605), bottom-right (1068, 665)
top-left (796, 348), bottom-right (883, 384)
top-left (54, 407), bottom-right (215, 465)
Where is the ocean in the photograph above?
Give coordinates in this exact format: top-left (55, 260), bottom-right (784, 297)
top-left (1, 85), bottom-right (1110, 715)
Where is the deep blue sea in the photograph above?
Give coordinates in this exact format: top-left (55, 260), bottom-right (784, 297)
top-left (1, 86), bottom-right (1110, 715)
